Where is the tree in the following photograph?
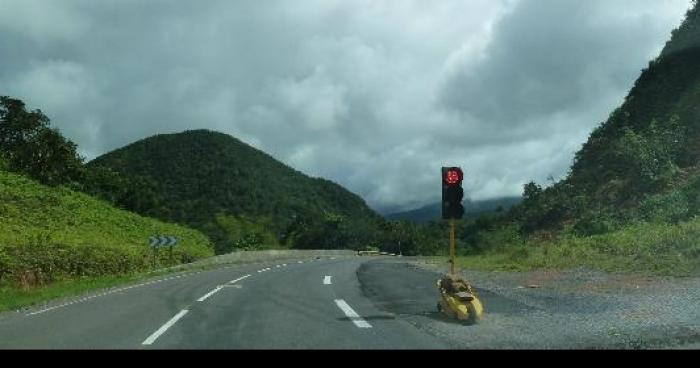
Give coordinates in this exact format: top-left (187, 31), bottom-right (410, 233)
top-left (376, 220), bottom-right (424, 256)
top-left (79, 166), bottom-right (165, 217)
top-left (522, 181), bottom-right (543, 202)
top-left (0, 96), bottom-right (84, 185)
top-left (613, 127), bottom-right (677, 193)
top-left (0, 152), bottom-right (7, 171)
top-left (203, 213), bottom-right (279, 254)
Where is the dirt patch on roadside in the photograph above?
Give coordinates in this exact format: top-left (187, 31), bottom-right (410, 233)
top-left (410, 258), bottom-right (677, 295)
top-left (520, 269), bottom-right (567, 288)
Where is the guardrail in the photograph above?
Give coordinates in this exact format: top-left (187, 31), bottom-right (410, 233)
top-left (185, 249), bottom-right (357, 268)
top-left (357, 250), bottom-right (380, 256)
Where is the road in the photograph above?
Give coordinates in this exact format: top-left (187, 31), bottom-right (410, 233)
top-left (0, 256), bottom-right (698, 349)
top-left (0, 256), bottom-right (447, 349)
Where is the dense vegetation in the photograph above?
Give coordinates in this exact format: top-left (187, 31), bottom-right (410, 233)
top-left (88, 129), bottom-right (384, 254)
top-left (0, 170), bottom-right (213, 289)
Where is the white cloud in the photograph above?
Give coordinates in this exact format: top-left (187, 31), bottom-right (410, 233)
top-left (0, 0), bottom-right (693, 213)
top-left (0, 0), bottom-right (89, 43)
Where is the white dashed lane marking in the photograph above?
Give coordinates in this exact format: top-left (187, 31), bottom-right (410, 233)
top-left (142, 309), bottom-right (189, 345)
top-left (197, 286), bottom-right (224, 302)
top-left (196, 274), bottom-right (250, 302)
top-left (334, 300), bottom-right (372, 329)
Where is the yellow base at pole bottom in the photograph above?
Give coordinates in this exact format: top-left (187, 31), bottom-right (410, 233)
top-left (437, 218), bottom-right (484, 323)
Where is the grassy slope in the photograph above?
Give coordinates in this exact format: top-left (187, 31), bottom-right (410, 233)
top-left (0, 170), bottom-right (211, 251)
top-left (0, 170), bottom-right (214, 308)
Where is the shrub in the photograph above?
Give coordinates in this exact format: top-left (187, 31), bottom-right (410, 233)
top-left (0, 246), bottom-right (12, 283)
top-left (640, 190), bottom-right (690, 223)
top-left (2, 239), bottom-right (153, 287)
top-left (573, 210), bottom-right (619, 236)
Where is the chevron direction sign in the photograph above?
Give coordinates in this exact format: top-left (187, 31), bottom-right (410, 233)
top-left (149, 235), bottom-right (178, 248)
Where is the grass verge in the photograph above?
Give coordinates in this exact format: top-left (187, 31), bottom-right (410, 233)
top-left (0, 274), bottom-right (141, 312)
top-left (423, 219), bottom-right (700, 277)
top-left (0, 249), bottom-right (354, 313)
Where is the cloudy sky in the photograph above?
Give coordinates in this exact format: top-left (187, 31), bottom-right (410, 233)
top-left (0, 0), bottom-right (693, 213)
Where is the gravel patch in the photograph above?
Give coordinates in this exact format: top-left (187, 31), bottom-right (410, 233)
top-left (368, 259), bottom-right (700, 349)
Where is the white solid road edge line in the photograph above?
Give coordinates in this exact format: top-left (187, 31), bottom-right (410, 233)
top-left (323, 276), bottom-right (332, 285)
top-left (142, 309), bottom-right (189, 345)
top-left (334, 299), bottom-right (372, 329)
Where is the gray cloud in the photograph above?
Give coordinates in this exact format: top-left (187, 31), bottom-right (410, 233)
top-left (0, 0), bottom-right (691, 213)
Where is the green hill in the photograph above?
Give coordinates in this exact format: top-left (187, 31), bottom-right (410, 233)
top-left (0, 169), bottom-right (213, 288)
top-left (509, 2), bottom-right (700, 235)
top-left (87, 129), bottom-right (382, 253)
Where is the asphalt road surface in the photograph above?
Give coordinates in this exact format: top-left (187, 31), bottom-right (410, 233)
top-left (0, 257), bottom-right (447, 349)
top-left (0, 256), bottom-right (698, 349)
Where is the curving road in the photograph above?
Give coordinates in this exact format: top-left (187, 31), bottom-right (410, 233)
top-left (1, 256), bottom-right (698, 349)
top-left (0, 257), bottom-right (448, 349)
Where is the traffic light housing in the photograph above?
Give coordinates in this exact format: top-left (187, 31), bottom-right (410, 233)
top-left (442, 167), bottom-right (465, 220)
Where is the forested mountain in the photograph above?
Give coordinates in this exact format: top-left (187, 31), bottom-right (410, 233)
top-left (507, 1), bottom-right (700, 236)
top-left (88, 130), bottom-right (383, 253)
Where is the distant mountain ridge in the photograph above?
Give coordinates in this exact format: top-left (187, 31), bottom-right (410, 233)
top-left (386, 197), bottom-right (521, 223)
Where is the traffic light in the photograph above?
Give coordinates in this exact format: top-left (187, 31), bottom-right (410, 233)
top-left (442, 167), bottom-right (464, 220)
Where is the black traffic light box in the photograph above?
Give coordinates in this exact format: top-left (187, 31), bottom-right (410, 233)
top-left (442, 167), bottom-right (465, 220)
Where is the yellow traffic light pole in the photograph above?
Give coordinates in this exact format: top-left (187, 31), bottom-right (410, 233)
top-left (449, 219), bottom-right (456, 275)
top-left (437, 166), bottom-right (483, 323)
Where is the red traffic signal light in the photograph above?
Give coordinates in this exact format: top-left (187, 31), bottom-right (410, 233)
top-left (442, 167), bottom-right (465, 220)
top-left (443, 167), bottom-right (463, 185)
